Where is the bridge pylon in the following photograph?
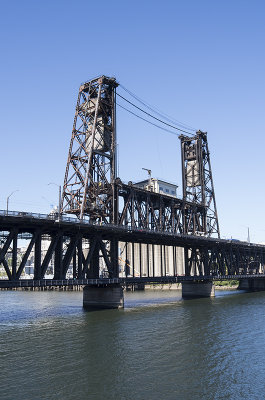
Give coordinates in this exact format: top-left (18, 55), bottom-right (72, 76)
top-left (180, 131), bottom-right (220, 238)
top-left (61, 75), bottom-right (118, 223)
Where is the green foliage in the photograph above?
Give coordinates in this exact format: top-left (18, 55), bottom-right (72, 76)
top-left (214, 280), bottom-right (239, 287)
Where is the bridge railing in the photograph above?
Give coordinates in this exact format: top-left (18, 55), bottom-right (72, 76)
top-left (1, 275), bottom-right (265, 288)
top-left (0, 209), bottom-right (213, 238)
top-left (0, 209), bottom-right (81, 223)
top-left (1, 209), bottom-right (265, 249)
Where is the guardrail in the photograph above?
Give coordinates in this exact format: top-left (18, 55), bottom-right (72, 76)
top-left (0, 209), bottom-right (264, 248)
top-left (1, 274), bottom-right (265, 288)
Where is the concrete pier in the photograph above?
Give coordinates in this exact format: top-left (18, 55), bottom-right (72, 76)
top-left (134, 283), bottom-right (145, 291)
top-left (238, 278), bottom-right (265, 292)
top-left (182, 281), bottom-right (215, 299)
top-left (83, 284), bottom-right (124, 310)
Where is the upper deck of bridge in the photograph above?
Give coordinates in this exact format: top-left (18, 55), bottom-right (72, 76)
top-left (0, 209), bottom-right (264, 252)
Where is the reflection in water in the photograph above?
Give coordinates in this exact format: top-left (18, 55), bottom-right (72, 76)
top-left (0, 289), bottom-right (265, 399)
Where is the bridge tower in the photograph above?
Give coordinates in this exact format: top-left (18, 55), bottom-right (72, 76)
top-left (61, 76), bottom-right (121, 304)
top-left (61, 75), bottom-right (118, 222)
top-left (180, 131), bottom-right (220, 238)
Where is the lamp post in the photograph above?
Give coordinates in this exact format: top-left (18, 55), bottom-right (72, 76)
top-left (241, 224), bottom-right (251, 243)
top-left (142, 167), bottom-right (152, 189)
top-left (6, 190), bottom-right (19, 215)
top-left (48, 183), bottom-right (61, 220)
top-left (247, 227), bottom-right (250, 244)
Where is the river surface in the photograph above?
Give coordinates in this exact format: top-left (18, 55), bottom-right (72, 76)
top-left (1, 288), bottom-right (265, 400)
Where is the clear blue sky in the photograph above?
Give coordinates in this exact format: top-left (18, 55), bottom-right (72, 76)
top-left (1, 0), bottom-right (265, 242)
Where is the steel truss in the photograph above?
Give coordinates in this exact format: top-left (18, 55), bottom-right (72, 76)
top-left (117, 182), bottom-right (206, 234)
top-left (61, 76), bottom-right (220, 240)
top-left (62, 75), bottom-right (118, 222)
top-left (184, 243), bottom-right (264, 276)
top-left (0, 229), bottom-right (118, 281)
top-left (0, 216), bottom-right (264, 286)
top-left (180, 131), bottom-right (220, 237)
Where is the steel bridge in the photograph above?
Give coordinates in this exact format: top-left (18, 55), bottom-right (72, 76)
top-left (0, 210), bottom-right (264, 287)
top-left (1, 75), bottom-right (264, 306)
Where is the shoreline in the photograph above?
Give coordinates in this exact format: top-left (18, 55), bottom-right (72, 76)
top-left (145, 283), bottom-right (238, 291)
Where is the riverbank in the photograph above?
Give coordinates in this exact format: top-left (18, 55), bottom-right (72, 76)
top-left (145, 282), bottom-right (239, 291)
top-left (1, 282), bottom-right (239, 291)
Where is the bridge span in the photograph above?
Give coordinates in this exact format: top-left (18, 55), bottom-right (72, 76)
top-left (1, 210), bottom-right (265, 307)
top-left (1, 75), bottom-right (264, 308)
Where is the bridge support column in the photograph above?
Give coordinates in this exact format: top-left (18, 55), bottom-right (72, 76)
top-left (238, 278), bottom-right (265, 291)
top-left (238, 279), bottom-right (250, 290)
top-left (83, 284), bottom-right (124, 310)
top-left (182, 280), bottom-right (215, 299)
top-left (134, 283), bottom-right (145, 290)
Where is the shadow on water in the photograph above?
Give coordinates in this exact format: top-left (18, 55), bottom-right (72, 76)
top-left (81, 288), bottom-right (251, 313)
top-left (123, 288), bottom-right (243, 310)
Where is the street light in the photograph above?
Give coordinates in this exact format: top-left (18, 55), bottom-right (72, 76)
top-left (48, 183), bottom-right (61, 220)
top-left (241, 224), bottom-right (251, 243)
top-left (142, 168), bottom-right (152, 189)
top-left (6, 190), bottom-right (19, 215)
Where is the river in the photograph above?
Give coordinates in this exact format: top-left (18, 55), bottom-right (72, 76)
top-left (0, 288), bottom-right (265, 400)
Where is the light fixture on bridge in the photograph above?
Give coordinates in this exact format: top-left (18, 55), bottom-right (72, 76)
top-left (48, 183), bottom-right (61, 220)
top-left (6, 190), bottom-right (19, 215)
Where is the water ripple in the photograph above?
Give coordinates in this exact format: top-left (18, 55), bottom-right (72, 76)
top-left (1, 290), bottom-right (265, 399)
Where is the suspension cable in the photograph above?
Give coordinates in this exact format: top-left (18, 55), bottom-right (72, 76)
top-left (117, 103), bottom-right (192, 136)
top-left (119, 83), bottom-right (197, 132)
top-left (117, 94), bottom-right (194, 135)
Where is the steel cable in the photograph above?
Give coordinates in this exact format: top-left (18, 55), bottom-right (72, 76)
top-left (117, 103), bottom-right (191, 136)
top-left (119, 83), bottom-right (197, 132)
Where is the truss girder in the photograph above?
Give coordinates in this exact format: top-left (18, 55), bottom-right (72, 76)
top-left (0, 228), bottom-right (118, 281)
top-left (184, 245), bottom-right (265, 277)
top-left (0, 217), bottom-right (264, 284)
top-left (62, 75), bottom-right (118, 222)
top-left (117, 183), bottom-right (206, 235)
top-left (180, 131), bottom-right (220, 237)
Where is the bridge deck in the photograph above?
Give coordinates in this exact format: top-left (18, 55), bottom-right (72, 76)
top-left (0, 275), bottom-right (264, 289)
top-left (0, 210), bottom-right (261, 249)
top-left (0, 211), bottom-right (265, 287)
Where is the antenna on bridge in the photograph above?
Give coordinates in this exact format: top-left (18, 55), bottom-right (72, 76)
top-left (179, 131), bottom-right (220, 238)
top-left (61, 75), bottom-right (119, 222)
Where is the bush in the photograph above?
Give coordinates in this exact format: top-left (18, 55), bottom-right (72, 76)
top-left (214, 280), bottom-right (239, 287)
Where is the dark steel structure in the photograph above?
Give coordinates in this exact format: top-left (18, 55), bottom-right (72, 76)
top-left (116, 181), bottom-right (205, 234)
top-left (62, 76), bottom-right (118, 223)
top-left (0, 212), bottom-right (264, 288)
top-left (62, 76), bottom-right (219, 238)
top-left (180, 131), bottom-right (220, 237)
top-left (1, 75), bottom-right (263, 290)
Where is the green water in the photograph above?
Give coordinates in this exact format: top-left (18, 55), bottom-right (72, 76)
top-left (0, 289), bottom-right (264, 399)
